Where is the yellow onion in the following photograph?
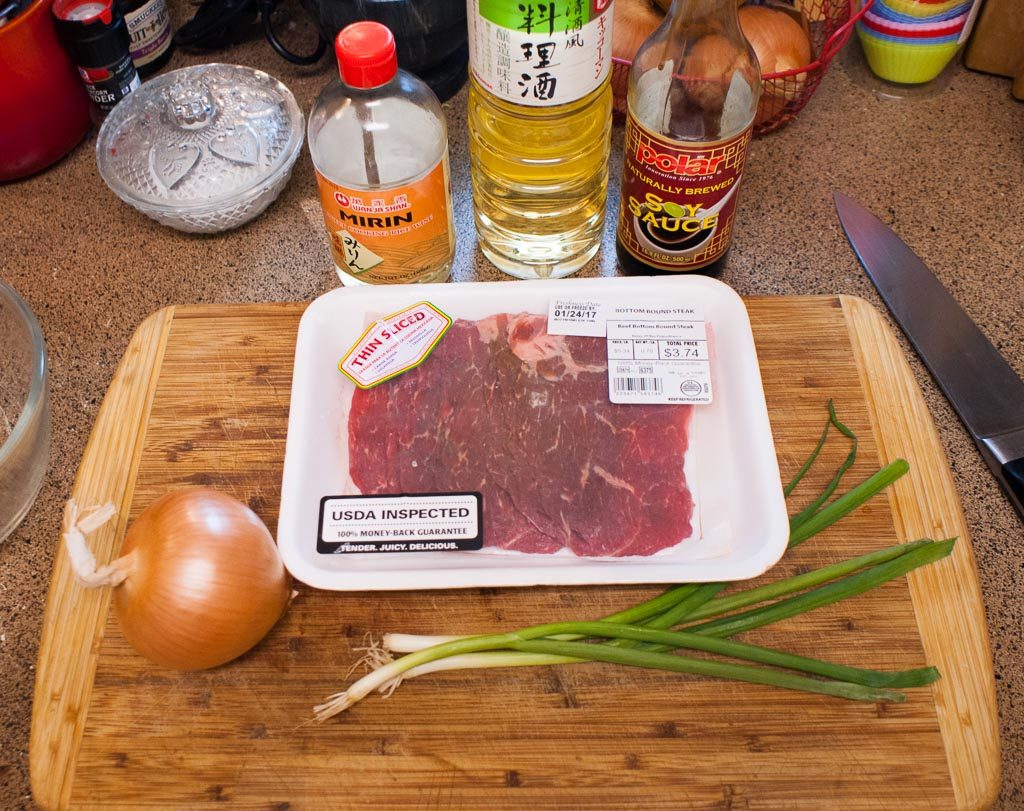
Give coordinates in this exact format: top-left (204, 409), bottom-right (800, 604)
top-left (739, 4), bottom-right (812, 73)
top-left (739, 4), bottom-right (812, 123)
top-left (63, 489), bottom-right (291, 671)
top-left (612, 0), bottom-right (664, 61)
top-left (794, 0), bottom-right (826, 23)
top-left (683, 34), bottom-right (749, 112)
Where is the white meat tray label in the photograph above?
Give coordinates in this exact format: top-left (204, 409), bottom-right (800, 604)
top-left (318, 493), bottom-right (483, 553)
top-left (607, 309), bottom-right (712, 405)
top-left (547, 298), bottom-right (609, 337)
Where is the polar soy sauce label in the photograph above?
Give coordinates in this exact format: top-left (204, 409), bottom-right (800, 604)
top-left (617, 113), bottom-right (752, 272)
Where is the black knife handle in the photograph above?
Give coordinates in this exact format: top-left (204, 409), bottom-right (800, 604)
top-left (978, 430), bottom-right (1024, 523)
top-left (1001, 458), bottom-right (1024, 522)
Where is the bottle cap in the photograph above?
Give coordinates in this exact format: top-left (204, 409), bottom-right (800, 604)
top-left (53, 0), bottom-right (114, 24)
top-left (335, 22), bottom-right (398, 89)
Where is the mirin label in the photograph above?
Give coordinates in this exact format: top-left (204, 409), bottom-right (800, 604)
top-left (315, 156), bottom-right (454, 284)
top-left (617, 113), bottom-right (752, 272)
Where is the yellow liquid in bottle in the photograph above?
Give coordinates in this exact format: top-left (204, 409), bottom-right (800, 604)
top-left (468, 75), bottom-right (612, 279)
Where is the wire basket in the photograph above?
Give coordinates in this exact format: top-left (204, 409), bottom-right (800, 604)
top-left (611, 0), bottom-right (871, 136)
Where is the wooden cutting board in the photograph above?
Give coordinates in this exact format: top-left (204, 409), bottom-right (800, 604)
top-left (30, 296), bottom-right (1000, 810)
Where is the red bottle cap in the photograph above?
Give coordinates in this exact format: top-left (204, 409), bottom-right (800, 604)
top-left (53, 0), bottom-right (114, 24)
top-left (335, 22), bottom-right (398, 89)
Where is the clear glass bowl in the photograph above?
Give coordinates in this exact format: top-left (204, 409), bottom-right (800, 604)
top-left (96, 64), bottom-right (305, 234)
top-left (0, 280), bottom-right (49, 543)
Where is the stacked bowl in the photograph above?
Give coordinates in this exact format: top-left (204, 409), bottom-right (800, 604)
top-left (857, 0), bottom-right (974, 83)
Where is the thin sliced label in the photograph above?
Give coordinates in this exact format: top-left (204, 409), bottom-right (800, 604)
top-left (339, 301), bottom-right (452, 389)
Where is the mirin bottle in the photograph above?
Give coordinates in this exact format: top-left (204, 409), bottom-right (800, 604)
top-left (308, 22), bottom-right (455, 285)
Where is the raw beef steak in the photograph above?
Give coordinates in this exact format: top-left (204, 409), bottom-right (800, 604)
top-left (347, 313), bottom-right (694, 556)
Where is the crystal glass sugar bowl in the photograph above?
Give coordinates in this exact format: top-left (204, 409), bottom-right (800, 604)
top-left (96, 64), bottom-right (304, 234)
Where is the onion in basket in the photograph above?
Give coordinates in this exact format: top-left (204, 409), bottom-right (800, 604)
top-left (612, 0), bottom-right (664, 61)
top-left (683, 34), bottom-right (752, 112)
top-left (738, 4), bottom-right (813, 125)
top-left (62, 488), bottom-right (291, 671)
top-left (609, 0), bottom-right (814, 128)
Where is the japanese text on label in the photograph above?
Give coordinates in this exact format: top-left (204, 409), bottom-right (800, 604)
top-left (469, 0), bottom-right (613, 107)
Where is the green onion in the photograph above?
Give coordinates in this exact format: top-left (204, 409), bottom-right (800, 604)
top-left (386, 540), bottom-right (927, 656)
top-left (524, 622), bottom-right (937, 687)
top-left (388, 539), bottom-right (948, 685)
top-left (643, 582), bottom-right (728, 629)
top-left (511, 640), bottom-right (906, 703)
top-left (606, 582), bottom-right (727, 650)
top-left (789, 402), bottom-right (859, 531)
top-left (317, 617), bottom-right (919, 719)
top-left (320, 539), bottom-right (951, 718)
top-left (387, 540), bottom-right (946, 688)
top-left (684, 539), bottom-right (931, 622)
top-left (622, 458), bottom-right (909, 644)
top-left (788, 459), bottom-right (909, 548)
top-left (686, 539), bottom-right (954, 638)
top-left (783, 404), bottom-right (833, 496)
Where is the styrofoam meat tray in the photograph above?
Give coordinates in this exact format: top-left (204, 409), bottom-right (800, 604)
top-left (278, 276), bottom-right (788, 590)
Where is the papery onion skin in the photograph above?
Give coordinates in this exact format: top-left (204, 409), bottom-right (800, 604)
top-left (113, 488), bottom-right (291, 671)
top-left (683, 34), bottom-right (750, 112)
top-left (612, 0), bottom-right (665, 61)
top-left (739, 4), bottom-right (812, 123)
top-left (739, 5), bottom-right (811, 74)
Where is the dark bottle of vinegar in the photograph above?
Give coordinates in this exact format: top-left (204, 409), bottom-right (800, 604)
top-left (616, 0), bottom-right (760, 276)
top-left (117, 0), bottom-right (173, 76)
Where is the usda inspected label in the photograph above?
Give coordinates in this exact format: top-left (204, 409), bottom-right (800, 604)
top-left (318, 493), bottom-right (483, 553)
top-left (607, 305), bottom-right (712, 405)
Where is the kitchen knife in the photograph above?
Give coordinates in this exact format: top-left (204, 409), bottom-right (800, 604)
top-left (834, 191), bottom-right (1024, 522)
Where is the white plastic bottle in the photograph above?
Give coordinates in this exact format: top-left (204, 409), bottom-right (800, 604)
top-left (308, 22), bottom-right (455, 285)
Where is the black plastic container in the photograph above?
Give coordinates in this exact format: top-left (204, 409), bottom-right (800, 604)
top-left (53, 0), bottom-right (140, 119)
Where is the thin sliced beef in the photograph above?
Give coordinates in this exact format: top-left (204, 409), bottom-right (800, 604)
top-left (347, 313), bottom-right (693, 557)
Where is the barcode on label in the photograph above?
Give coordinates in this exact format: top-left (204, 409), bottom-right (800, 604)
top-left (613, 377), bottom-right (662, 394)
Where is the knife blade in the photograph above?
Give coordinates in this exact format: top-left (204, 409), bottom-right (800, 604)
top-left (834, 191), bottom-right (1024, 522)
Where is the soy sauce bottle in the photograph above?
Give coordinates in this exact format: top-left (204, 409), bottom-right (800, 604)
top-left (616, 0), bottom-right (760, 276)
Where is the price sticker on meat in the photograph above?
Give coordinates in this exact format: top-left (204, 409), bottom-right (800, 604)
top-left (607, 307), bottom-right (712, 405)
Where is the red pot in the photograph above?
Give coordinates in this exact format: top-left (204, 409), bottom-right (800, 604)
top-left (0, 0), bottom-right (92, 182)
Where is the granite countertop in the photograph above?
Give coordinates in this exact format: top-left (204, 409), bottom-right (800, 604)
top-left (2, 5), bottom-right (1022, 807)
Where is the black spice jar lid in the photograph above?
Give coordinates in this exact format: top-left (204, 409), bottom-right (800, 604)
top-left (53, 0), bottom-right (130, 67)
